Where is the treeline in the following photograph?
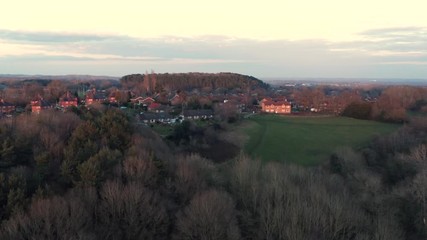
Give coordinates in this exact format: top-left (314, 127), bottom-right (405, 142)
top-left (120, 72), bottom-right (268, 94)
top-left (292, 85), bottom-right (427, 122)
top-left (341, 86), bottom-right (427, 122)
top-left (0, 79), bottom-right (119, 107)
top-left (1, 110), bottom-right (427, 239)
top-left (166, 120), bottom-right (240, 162)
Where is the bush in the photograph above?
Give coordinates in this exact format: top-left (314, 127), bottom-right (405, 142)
top-left (341, 102), bottom-right (372, 120)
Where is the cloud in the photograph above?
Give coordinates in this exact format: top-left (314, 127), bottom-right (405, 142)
top-left (331, 27), bottom-right (427, 66)
top-left (0, 54), bottom-right (93, 61)
top-left (1, 28), bottom-right (427, 78)
top-left (0, 30), bottom-right (268, 63)
top-left (0, 29), bottom-right (129, 43)
top-left (0, 54), bottom-right (172, 62)
top-left (358, 27), bottom-right (427, 51)
top-left (360, 27), bottom-right (426, 36)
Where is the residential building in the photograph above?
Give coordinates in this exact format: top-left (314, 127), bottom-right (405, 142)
top-left (131, 96), bottom-right (155, 106)
top-left (170, 93), bottom-right (185, 106)
top-left (58, 91), bottom-right (78, 108)
top-left (85, 89), bottom-right (107, 105)
top-left (181, 109), bottom-right (214, 120)
top-left (0, 99), bottom-right (15, 114)
top-left (148, 102), bottom-right (169, 113)
top-left (262, 100), bottom-right (291, 114)
top-left (31, 98), bottom-right (53, 114)
top-left (139, 112), bottom-right (174, 124)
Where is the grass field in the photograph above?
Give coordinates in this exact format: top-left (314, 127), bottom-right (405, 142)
top-left (243, 114), bottom-right (400, 166)
top-left (150, 124), bottom-right (174, 137)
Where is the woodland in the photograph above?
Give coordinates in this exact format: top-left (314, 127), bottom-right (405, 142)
top-left (0, 108), bottom-right (426, 239)
top-left (0, 74), bottom-right (426, 239)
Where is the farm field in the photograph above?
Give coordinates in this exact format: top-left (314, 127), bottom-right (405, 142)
top-left (243, 114), bottom-right (400, 166)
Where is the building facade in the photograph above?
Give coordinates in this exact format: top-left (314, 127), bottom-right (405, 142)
top-left (59, 91), bottom-right (78, 108)
top-left (0, 99), bottom-right (15, 114)
top-left (261, 100), bottom-right (291, 114)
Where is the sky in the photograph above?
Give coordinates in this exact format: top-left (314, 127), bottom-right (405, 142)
top-left (1, 0), bottom-right (427, 79)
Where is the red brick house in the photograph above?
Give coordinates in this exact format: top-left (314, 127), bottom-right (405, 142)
top-left (131, 97), bottom-right (156, 106)
top-left (260, 98), bottom-right (272, 109)
top-left (142, 97), bottom-right (156, 106)
top-left (108, 89), bottom-right (130, 104)
top-left (59, 91), bottom-right (78, 108)
top-left (85, 89), bottom-right (107, 105)
top-left (31, 98), bottom-right (52, 114)
top-left (0, 99), bottom-right (15, 114)
top-left (108, 95), bottom-right (117, 104)
top-left (107, 90), bottom-right (118, 104)
top-left (148, 102), bottom-right (169, 112)
top-left (170, 93), bottom-right (185, 106)
top-left (130, 96), bottom-right (145, 105)
top-left (262, 100), bottom-right (291, 114)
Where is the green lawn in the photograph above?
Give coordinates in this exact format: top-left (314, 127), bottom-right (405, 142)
top-left (243, 114), bottom-right (400, 166)
top-left (151, 124), bottom-right (174, 137)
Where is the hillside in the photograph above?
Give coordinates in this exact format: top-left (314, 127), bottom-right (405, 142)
top-left (0, 75), bottom-right (119, 87)
top-left (120, 72), bottom-right (268, 93)
top-left (0, 74), bottom-right (119, 81)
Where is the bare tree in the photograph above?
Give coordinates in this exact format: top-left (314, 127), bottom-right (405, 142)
top-left (46, 80), bottom-right (67, 101)
top-left (173, 154), bottom-right (216, 204)
top-left (374, 210), bottom-right (405, 240)
top-left (123, 155), bottom-right (157, 185)
top-left (254, 162), bottom-right (369, 240)
top-left (0, 192), bottom-right (96, 240)
top-left (123, 134), bottom-right (163, 186)
top-left (174, 189), bottom-right (240, 240)
top-left (229, 154), bottom-right (261, 213)
top-left (412, 169), bottom-right (427, 233)
top-left (97, 180), bottom-right (169, 240)
top-left (409, 144), bottom-right (427, 164)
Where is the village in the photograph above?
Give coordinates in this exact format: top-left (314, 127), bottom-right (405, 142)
top-left (0, 74), bottom-right (380, 126)
top-left (0, 88), bottom-right (286, 122)
top-left (0, 75), bottom-right (426, 240)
